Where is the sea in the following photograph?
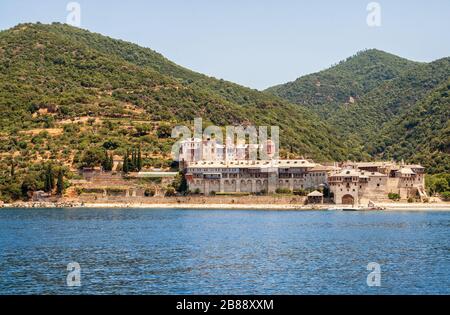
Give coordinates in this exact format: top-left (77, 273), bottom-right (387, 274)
top-left (0, 208), bottom-right (449, 294)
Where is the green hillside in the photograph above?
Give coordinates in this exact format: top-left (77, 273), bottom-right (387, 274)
top-left (0, 23), bottom-right (364, 201)
top-left (327, 57), bottom-right (450, 137)
top-left (371, 78), bottom-right (450, 173)
top-left (0, 22), bottom-right (361, 159)
top-left (266, 50), bottom-right (450, 174)
top-left (266, 49), bottom-right (420, 117)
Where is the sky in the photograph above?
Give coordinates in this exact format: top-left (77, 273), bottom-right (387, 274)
top-left (0, 0), bottom-right (449, 90)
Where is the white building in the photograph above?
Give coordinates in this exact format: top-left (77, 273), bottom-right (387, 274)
top-left (179, 137), bottom-right (276, 165)
top-left (186, 159), bottom-right (328, 195)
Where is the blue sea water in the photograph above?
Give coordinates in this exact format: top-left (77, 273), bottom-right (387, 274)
top-left (0, 208), bottom-right (449, 295)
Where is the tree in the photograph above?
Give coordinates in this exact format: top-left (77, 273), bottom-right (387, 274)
top-left (135, 124), bottom-right (150, 137)
top-left (434, 178), bottom-right (449, 193)
top-left (426, 174), bottom-right (450, 195)
top-left (21, 175), bottom-right (39, 199)
top-left (44, 165), bottom-right (54, 193)
top-left (131, 149), bottom-right (136, 171)
top-left (123, 150), bottom-right (129, 173)
top-left (101, 150), bottom-right (109, 171)
top-left (172, 172), bottom-right (187, 194)
top-left (137, 147), bottom-right (142, 171)
top-left (1, 182), bottom-right (21, 202)
top-left (157, 124), bottom-right (172, 139)
top-left (101, 150), bottom-right (113, 171)
top-left (80, 147), bottom-right (106, 168)
top-left (10, 160), bottom-right (15, 178)
top-left (103, 139), bottom-right (119, 150)
top-left (49, 166), bottom-right (55, 190)
top-left (56, 170), bottom-right (64, 195)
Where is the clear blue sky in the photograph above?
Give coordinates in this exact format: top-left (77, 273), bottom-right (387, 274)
top-left (1, 0), bottom-right (449, 89)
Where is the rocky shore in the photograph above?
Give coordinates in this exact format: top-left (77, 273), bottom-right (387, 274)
top-left (1, 200), bottom-right (449, 211)
top-left (1, 201), bottom-right (84, 208)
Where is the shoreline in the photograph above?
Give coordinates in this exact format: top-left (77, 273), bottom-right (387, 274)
top-left (1, 201), bottom-right (450, 211)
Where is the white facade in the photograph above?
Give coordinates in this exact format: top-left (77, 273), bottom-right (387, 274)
top-left (179, 138), bottom-right (275, 164)
top-left (186, 159), bottom-right (328, 195)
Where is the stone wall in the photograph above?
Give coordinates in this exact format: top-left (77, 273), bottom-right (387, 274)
top-left (189, 177), bottom-right (326, 195)
top-left (75, 195), bottom-right (308, 205)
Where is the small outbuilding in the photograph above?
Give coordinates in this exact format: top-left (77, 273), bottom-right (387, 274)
top-left (32, 191), bottom-right (51, 202)
top-left (307, 190), bottom-right (324, 204)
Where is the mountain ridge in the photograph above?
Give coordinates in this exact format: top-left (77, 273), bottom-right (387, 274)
top-left (265, 49), bottom-right (450, 173)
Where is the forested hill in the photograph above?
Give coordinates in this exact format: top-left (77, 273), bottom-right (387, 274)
top-left (266, 50), bottom-right (450, 174)
top-left (0, 22), bottom-right (360, 163)
top-left (370, 78), bottom-right (450, 173)
top-left (265, 49), bottom-right (420, 117)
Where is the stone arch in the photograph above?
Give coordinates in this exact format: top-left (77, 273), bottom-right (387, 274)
top-left (342, 194), bottom-right (355, 205)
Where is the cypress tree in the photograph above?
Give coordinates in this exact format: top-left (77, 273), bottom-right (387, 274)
top-left (102, 150), bottom-right (109, 171)
top-left (178, 171), bottom-right (188, 193)
top-left (131, 148), bottom-right (137, 171)
top-left (123, 150), bottom-right (129, 173)
top-left (106, 151), bottom-right (114, 171)
top-left (44, 173), bottom-right (50, 192)
top-left (44, 165), bottom-right (54, 193)
top-left (137, 147), bottom-right (142, 171)
top-left (131, 149), bottom-right (136, 171)
top-left (48, 165), bottom-right (55, 190)
top-left (57, 170), bottom-right (64, 195)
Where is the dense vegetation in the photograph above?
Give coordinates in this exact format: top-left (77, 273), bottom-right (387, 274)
top-left (266, 49), bottom-right (420, 117)
top-left (371, 79), bottom-right (450, 173)
top-left (266, 49), bottom-right (450, 174)
top-left (426, 173), bottom-right (450, 201)
top-left (0, 23), bottom-right (361, 201)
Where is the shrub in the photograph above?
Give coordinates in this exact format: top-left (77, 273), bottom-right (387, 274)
top-left (276, 188), bottom-right (292, 194)
top-left (388, 193), bottom-right (400, 201)
top-left (165, 186), bottom-right (176, 197)
top-left (157, 124), bottom-right (172, 139)
top-left (440, 191), bottom-right (450, 201)
top-left (293, 189), bottom-right (307, 196)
